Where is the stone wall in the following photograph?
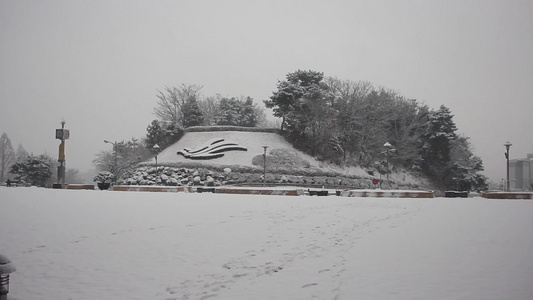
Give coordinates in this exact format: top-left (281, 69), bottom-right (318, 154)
top-left (120, 166), bottom-right (425, 191)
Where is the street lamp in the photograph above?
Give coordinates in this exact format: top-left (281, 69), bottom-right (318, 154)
top-left (104, 140), bottom-right (118, 184)
top-left (153, 144), bottom-right (160, 168)
top-left (0, 254), bottom-right (16, 300)
top-left (504, 141), bottom-right (512, 192)
top-left (383, 142), bottom-right (395, 189)
top-left (527, 155), bottom-right (533, 191)
top-left (262, 145), bottom-right (269, 187)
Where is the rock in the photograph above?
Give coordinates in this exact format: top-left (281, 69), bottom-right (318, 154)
top-left (193, 176), bottom-right (201, 185)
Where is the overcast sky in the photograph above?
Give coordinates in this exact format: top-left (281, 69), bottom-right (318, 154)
top-left (1, 0), bottom-right (532, 182)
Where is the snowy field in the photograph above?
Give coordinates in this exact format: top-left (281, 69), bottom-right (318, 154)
top-left (1, 187), bottom-right (533, 300)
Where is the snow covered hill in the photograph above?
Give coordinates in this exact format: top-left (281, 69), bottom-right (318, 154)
top-left (155, 129), bottom-right (321, 168)
top-left (145, 128), bottom-right (430, 190)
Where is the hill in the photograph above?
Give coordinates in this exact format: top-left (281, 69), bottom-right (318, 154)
top-left (131, 127), bottom-right (432, 190)
top-left (156, 127), bottom-right (322, 168)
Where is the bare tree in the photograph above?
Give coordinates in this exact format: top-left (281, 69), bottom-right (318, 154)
top-left (325, 78), bottom-right (373, 163)
top-left (92, 138), bottom-right (151, 181)
top-left (65, 168), bottom-right (81, 184)
top-left (253, 105), bottom-right (269, 127)
top-left (15, 144), bottom-right (29, 162)
top-left (198, 94), bottom-right (221, 126)
top-left (0, 133), bottom-right (16, 182)
top-left (153, 84), bottom-right (203, 127)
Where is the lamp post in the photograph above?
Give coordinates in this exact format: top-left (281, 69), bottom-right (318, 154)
top-left (383, 142), bottom-right (395, 189)
top-left (153, 144), bottom-right (160, 168)
top-left (104, 140), bottom-right (118, 184)
top-left (504, 141), bottom-right (512, 192)
top-left (527, 157), bottom-right (533, 191)
top-left (0, 254), bottom-right (16, 300)
top-left (262, 145), bottom-right (268, 187)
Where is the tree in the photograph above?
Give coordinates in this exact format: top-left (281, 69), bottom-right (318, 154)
top-left (10, 154), bottom-right (54, 187)
top-left (385, 98), bottom-right (429, 170)
top-left (446, 135), bottom-right (488, 191)
top-left (216, 97), bottom-right (242, 126)
top-left (65, 168), bottom-right (82, 184)
top-left (182, 97), bottom-right (204, 127)
top-left (253, 105), bottom-right (269, 127)
top-left (145, 120), bottom-right (184, 150)
top-left (240, 97), bottom-right (258, 127)
top-left (265, 70), bottom-right (334, 156)
top-left (348, 89), bottom-right (393, 164)
top-left (198, 94), bottom-right (221, 126)
top-left (214, 97), bottom-right (261, 127)
top-left (421, 105), bottom-right (458, 180)
top-left (153, 84), bottom-right (203, 127)
top-left (93, 138), bottom-right (152, 181)
top-left (325, 78), bottom-right (373, 164)
top-left (15, 144), bottom-right (29, 162)
top-left (0, 133), bottom-right (15, 182)
top-left (265, 70), bottom-right (324, 131)
top-left (145, 120), bottom-right (163, 148)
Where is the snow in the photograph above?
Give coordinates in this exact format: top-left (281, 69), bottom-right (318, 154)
top-left (1, 187), bottom-right (533, 300)
top-left (149, 130), bottom-right (427, 187)
top-left (157, 131), bottom-right (318, 167)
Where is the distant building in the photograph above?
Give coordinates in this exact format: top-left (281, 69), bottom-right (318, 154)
top-left (509, 153), bottom-right (533, 191)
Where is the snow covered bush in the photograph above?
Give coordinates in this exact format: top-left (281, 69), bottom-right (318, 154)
top-left (93, 171), bottom-right (114, 183)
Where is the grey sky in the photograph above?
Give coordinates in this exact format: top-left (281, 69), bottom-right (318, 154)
top-left (1, 0), bottom-right (532, 182)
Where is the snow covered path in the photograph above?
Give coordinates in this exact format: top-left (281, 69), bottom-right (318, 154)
top-left (1, 187), bottom-right (532, 300)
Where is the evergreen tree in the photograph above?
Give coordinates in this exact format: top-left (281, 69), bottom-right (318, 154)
top-left (265, 70), bottom-right (325, 132)
top-left (145, 120), bottom-right (184, 149)
top-left (160, 123), bottom-right (184, 148)
top-left (182, 97), bottom-right (204, 127)
top-left (426, 105), bottom-right (457, 160)
top-left (240, 97), bottom-right (258, 127)
top-left (447, 135), bottom-right (488, 191)
top-left (265, 70), bottom-right (334, 155)
top-left (421, 105), bottom-right (458, 183)
top-left (10, 154), bottom-right (53, 187)
top-left (216, 98), bottom-right (242, 126)
top-left (145, 120), bottom-right (163, 148)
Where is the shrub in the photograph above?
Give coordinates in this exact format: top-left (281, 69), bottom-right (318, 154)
top-left (93, 171), bottom-right (114, 183)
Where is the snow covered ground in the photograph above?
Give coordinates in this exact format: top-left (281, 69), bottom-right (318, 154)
top-left (1, 187), bottom-right (532, 300)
